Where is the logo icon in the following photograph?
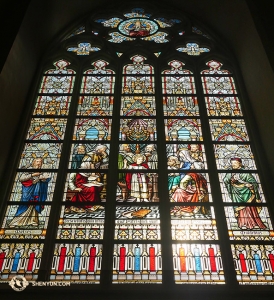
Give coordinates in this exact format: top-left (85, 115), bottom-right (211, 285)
top-left (9, 275), bottom-right (29, 292)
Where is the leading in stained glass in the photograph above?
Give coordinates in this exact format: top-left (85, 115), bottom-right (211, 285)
top-left (225, 206), bottom-right (273, 241)
top-left (164, 119), bottom-right (203, 141)
top-left (231, 244), bottom-right (274, 284)
top-left (57, 205), bottom-right (105, 240)
top-left (115, 206), bottom-right (160, 240)
top-left (171, 206), bottom-right (218, 241)
top-left (112, 244), bottom-right (162, 283)
top-left (69, 144), bottom-right (109, 169)
top-left (50, 244), bottom-right (102, 283)
top-left (173, 244), bottom-right (225, 284)
top-left (119, 119), bottom-right (157, 141)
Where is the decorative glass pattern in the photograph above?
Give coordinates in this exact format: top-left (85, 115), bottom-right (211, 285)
top-left (50, 244), bottom-right (102, 283)
top-left (33, 96), bottom-right (72, 116)
top-left (164, 119), bottom-right (203, 141)
top-left (67, 43), bottom-right (100, 55)
top-left (39, 60), bottom-right (75, 94)
top-left (205, 96), bottom-right (243, 116)
top-left (120, 96), bottom-right (156, 116)
top-left (209, 119), bottom-right (249, 141)
top-left (123, 55), bottom-right (154, 74)
top-left (162, 60), bottom-right (193, 75)
top-left (219, 173), bottom-right (266, 203)
top-left (0, 243), bottom-right (44, 281)
top-left (96, 8), bottom-right (179, 44)
top-left (73, 119), bottom-right (112, 140)
top-left (69, 144), bottom-right (110, 169)
top-left (2, 5), bottom-right (274, 289)
top-left (232, 244), bottom-right (274, 284)
top-left (141, 32), bottom-right (169, 43)
top-left (171, 206), bottom-right (218, 241)
top-left (95, 17), bottom-right (123, 28)
top-left (214, 145), bottom-right (256, 170)
top-left (119, 119), bottom-right (157, 141)
top-left (26, 118), bottom-right (67, 140)
top-left (77, 96), bottom-right (114, 116)
top-left (201, 60), bottom-right (231, 75)
top-left (115, 206), bottom-right (160, 240)
top-left (0, 205), bottom-right (51, 239)
top-left (202, 76), bottom-right (236, 94)
top-left (108, 32), bottom-right (135, 43)
top-left (84, 60), bottom-right (115, 75)
top-left (19, 143), bottom-right (62, 169)
top-left (173, 244), bottom-right (225, 284)
top-left (162, 61), bottom-right (195, 95)
top-left (112, 244), bottom-right (162, 283)
top-left (163, 76), bottom-right (196, 94)
top-left (81, 76), bottom-right (115, 94)
top-left (163, 96), bottom-right (199, 116)
top-left (63, 172), bottom-right (107, 204)
top-left (122, 77), bottom-right (155, 94)
top-left (56, 205), bottom-right (105, 240)
top-left (177, 43), bottom-right (210, 56)
top-left (225, 206), bottom-right (273, 241)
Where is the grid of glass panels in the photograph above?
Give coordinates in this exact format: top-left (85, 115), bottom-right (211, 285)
top-left (201, 60), bottom-right (274, 284)
top-left (0, 6), bottom-right (274, 289)
top-left (51, 60), bottom-right (115, 283)
top-left (0, 60), bottom-right (75, 280)
top-left (162, 60), bottom-right (225, 284)
top-left (113, 55), bottom-right (162, 283)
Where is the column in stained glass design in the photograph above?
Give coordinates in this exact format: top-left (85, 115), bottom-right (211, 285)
top-left (50, 244), bottom-right (102, 283)
top-left (201, 60), bottom-right (274, 284)
top-left (52, 59), bottom-right (115, 283)
top-left (163, 59), bottom-right (225, 283)
top-left (112, 244), bottom-right (162, 283)
top-left (0, 60), bottom-right (75, 261)
top-left (0, 244), bottom-right (44, 280)
top-left (232, 245), bottom-right (274, 284)
top-left (113, 55), bottom-right (161, 283)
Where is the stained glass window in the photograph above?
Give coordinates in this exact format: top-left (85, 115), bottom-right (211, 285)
top-left (1, 4), bottom-right (274, 293)
top-left (0, 60), bottom-right (75, 249)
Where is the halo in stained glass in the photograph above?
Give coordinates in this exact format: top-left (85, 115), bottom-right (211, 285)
top-left (118, 18), bottom-right (158, 37)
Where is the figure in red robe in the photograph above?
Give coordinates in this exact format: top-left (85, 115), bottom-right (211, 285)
top-left (67, 162), bottom-right (103, 213)
top-left (171, 172), bottom-right (209, 215)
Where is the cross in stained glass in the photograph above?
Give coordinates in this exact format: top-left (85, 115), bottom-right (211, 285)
top-left (177, 43), bottom-right (210, 56)
top-left (67, 43), bottom-right (101, 55)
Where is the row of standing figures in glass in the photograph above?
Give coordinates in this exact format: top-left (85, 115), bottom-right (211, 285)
top-left (6, 145), bottom-right (267, 232)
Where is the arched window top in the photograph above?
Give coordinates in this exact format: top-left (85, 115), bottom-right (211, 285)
top-left (1, 3), bottom-right (274, 292)
top-left (201, 60), bottom-right (231, 75)
top-left (162, 60), bottom-right (192, 75)
top-left (84, 60), bottom-right (115, 75)
top-left (45, 59), bottom-right (75, 74)
top-left (123, 55), bottom-right (154, 74)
